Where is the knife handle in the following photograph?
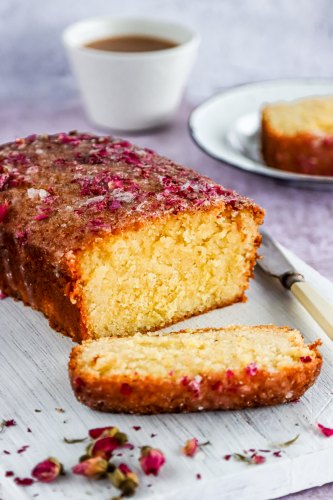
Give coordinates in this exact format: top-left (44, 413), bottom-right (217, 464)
top-left (291, 281), bottom-right (333, 340)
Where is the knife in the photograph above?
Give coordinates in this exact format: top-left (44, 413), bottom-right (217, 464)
top-left (257, 231), bottom-right (333, 340)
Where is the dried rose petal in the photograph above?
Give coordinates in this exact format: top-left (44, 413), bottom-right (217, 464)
top-left (226, 369), bottom-right (234, 378)
top-left (196, 473), bottom-right (202, 480)
top-left (88, 426), bottom-right (117, 439)
top-left (300, 356), bottom-right (312, 363)
top-left (14, 477), bottom-right (34, 486)
top-left (91, 436), bottom-right (122, 460)
top-left (212, 381), bottom-right (222, 391)
top-left (26, 134), bottom-right (37, 143)
top-left (72, 456), bottom-right (108, 477)
top-left (16, 229), bottom-right (29, 242)
top-left (123, 442), bottom-right (135, 450)
top-left (120, 383), bottom-right (132, 396)
top-left (118, 463), bottom-right (132, 475)
top-left (57, 132), bottom-right (82, 145)
top-left (17, 445), bottom-right (29, 454)
top-left (34, 212), bottom-right (50, 221)
top-left (251, 454), bottom-right (266, 464)
top-left (32, 457), bottom-right (63, 483)
top-left (0, 201), bottom-right (9, 223)
top-left (5, 471), bottom-right (14, 477)
top-left (3, 419), bottom-right (16, 427)
top-left (188, 375), bottom-right (203, 397)
top-left (245, 363), bottom-right (258, 376)
top-left (273, 451), bottom-right (282, 457)
top-left (182, 438), bottom-right (199, 457)
top-left (224, 454), bottom-right (231, 461)
top-left (133, 426), bottom-right (141, 431)
top-left (316, 422), bottom-right (333, 437)
top-left (139, 446), bottom-right (166, 476)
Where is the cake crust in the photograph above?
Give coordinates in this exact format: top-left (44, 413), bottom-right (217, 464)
top-left (69, 326), bottom-right (322, 414)
top-left (0, 132), bottom-right (264, 340)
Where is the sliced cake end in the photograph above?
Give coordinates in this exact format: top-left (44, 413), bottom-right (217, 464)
top-left (69, 325), bottom-right (322, 414)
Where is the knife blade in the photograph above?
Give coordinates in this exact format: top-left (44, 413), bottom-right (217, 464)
top-left (257, 230), bottom-right (333, 340)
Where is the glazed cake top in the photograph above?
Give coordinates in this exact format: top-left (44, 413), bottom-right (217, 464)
top-left (0, 132), bottom-right (260, 264)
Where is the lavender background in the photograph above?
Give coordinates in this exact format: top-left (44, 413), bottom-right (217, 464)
top-left (1, 2), bottom-right (333, 497)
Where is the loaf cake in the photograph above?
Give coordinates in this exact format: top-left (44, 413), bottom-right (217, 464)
top-left (0, 132), bottom-right (264, 341)
top-left (262, 96), bottom-right (333, 176)
top-left (69, 325), bottom-right (322, 413)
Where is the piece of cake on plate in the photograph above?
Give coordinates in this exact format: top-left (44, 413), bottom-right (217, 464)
top-left (0, 132), bottom-right (264, 341)
top-left (262, 96), bottom-right (333, 176)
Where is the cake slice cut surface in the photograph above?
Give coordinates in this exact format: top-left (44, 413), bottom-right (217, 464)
top-left (0, 132), bottom-right (263, 340)
top-left (69, 325), bottom-right (322, 414)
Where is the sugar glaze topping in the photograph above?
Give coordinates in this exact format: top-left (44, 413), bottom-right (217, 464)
top-left (0, 132), bottom-right (256, 262)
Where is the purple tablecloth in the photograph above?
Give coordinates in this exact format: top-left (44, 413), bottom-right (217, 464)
top-left (1, 96), bottom-right (333, 499)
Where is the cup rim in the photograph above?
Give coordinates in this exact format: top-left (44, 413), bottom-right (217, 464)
top-left (62, 16), bottom-right (200, 59)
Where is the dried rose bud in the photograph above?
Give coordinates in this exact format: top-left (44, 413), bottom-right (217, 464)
top-left (114, 431), bottom-right (128, 445)
top-left (182, 438), bottom-right (199, 457)
top-left (0, 201), bottom-right (9, 223)
top-left (108, 463), bottom-right (139, 497)
top-left (31, 457), bottom-right (63, 483)
top-left (108, 464), bottom-right (126, 489)
top-left (72, 456), bottom-right (108, 477)
top-left (121, 477), bottom-right (139, 497)
top-left (88, 426), bottom-right (118, 439)
top-left (90, 435), bottom-right (126, 460)
top-left (316, 422), bottom-right (333, 437)
top-left (139, 446), bottom-right (166, 476)
top-left (119, 463), bottom-right (139, 487)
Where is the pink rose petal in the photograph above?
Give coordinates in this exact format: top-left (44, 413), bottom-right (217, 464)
top-left (316, 422), bottom-right (333, 437)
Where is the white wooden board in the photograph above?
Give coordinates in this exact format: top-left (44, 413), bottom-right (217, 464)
top-left (1, 246), bottom-right (333, 500)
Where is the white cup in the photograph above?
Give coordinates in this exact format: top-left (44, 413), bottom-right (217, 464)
top-left (63, 17), bottom-right (200, 131)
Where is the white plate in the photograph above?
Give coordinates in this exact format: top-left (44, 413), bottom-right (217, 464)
top-left (189, 79), bottom-right (333, 189)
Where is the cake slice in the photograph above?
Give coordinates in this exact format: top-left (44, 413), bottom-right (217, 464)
top-left (0, 132), bottom-right (263, 341)
top-left (69, 326), bottom-right (322, 414)
top-left (262, 96), bottom-right (333, 176)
